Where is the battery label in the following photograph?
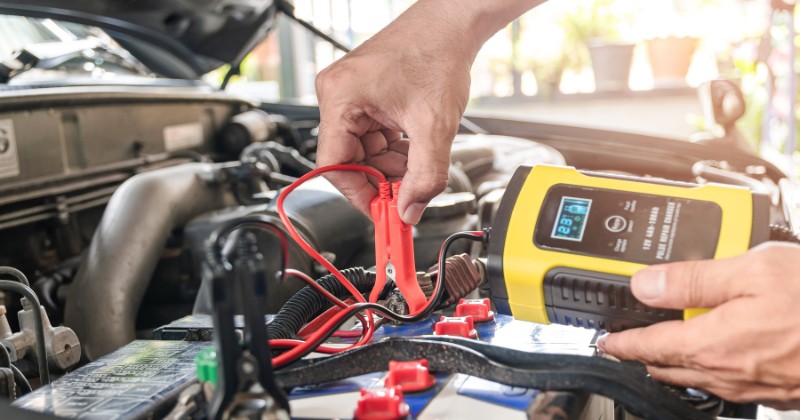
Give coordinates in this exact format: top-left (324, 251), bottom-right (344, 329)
top-left (534, 185), bottom-right (723, 264)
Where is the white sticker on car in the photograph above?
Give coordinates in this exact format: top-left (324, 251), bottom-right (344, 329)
top-left (163, 122), bottom-right (204, 151)
top-left (0, 119), bottom-right (20, 179)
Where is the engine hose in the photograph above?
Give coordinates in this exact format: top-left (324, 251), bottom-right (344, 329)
top-left (770, 224), bottom-right (800, 244)
top-left (268, 268), bottom-right (387, 341)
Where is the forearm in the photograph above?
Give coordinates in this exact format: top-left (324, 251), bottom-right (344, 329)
top-left (387, 0), bottom-right (546, 63)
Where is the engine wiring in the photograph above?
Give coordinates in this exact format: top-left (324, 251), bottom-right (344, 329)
top-left (210, 164), bottom-right (486, 368)
top-left (270, 230), bottom-right (485, 367)
top-left (275, 163), bottom-right (387, 303)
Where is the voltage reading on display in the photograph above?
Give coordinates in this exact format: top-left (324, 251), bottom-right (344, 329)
top-left (551, 197), bottom-right (591, 242)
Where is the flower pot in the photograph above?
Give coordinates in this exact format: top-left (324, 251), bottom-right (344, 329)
top-left (646, 36), bottom-right (698, 87)
top-left (587, 41), bottom-right (635, 92)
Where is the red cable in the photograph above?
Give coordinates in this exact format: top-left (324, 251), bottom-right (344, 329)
top-left (281, 269), bottom-right (370, 342)
top-left (272, 231), bottom-right (485, 367)
top-left (274, 164), bottom-right (385, 365)
top-left (276, 164), bottom-right (385, 302)
top-left (272, 161), bottom-right (480, 367)
top-left (284, 269), bottom-right (349, 309)
top-left (270, 339), bottom-right (355, 355)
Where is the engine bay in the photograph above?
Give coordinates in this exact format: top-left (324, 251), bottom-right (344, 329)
top-left (0, 85), bottom-right (798, 419)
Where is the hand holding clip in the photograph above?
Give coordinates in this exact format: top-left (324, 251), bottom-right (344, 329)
top-left (370, 182), bottom-right (427, 313)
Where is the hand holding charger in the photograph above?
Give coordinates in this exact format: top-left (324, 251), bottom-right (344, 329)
top-left (488, 165), bottom-right (770, 331)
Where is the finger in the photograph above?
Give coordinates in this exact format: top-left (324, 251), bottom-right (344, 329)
top-left (361, 131), bottom-right (390, 157)
top-left (397, 111), bottom-right (458, 224)
top-left (646, 366), bottom-right (715, 389)
top-left (630, 255), bottom-right (757, 310)
top-left (362, 133), bottom-right (408, 178)
top-left (598, 321), bottom-right (696, 366)
top-left (644, 366), bottom-right (763, 403)
top-left (324, 172), bottom-right (377, 216)
top-left (367, 151), bottom-right (408, 178)
top-left (759, 400), bottom-right (800, 411)
top-left (316, 122), bottom-right (377, 215)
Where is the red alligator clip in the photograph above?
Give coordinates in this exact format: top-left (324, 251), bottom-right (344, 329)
top-left (370, 182), bottom-right (427, 313)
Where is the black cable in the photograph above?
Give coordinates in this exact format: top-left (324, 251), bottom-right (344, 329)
top-left (273, 232), bottom-right (484, 367)
top-left (0, 266), bottom-right (30, 287)
top-left (206, 214), bottom-right (290, 280)
top-left (10, 364), bottom-right (32, 396)
top-left (220, 63), bottom-right (241, 90)
top-left (274, 338), bottom-right (711, 420)
top-left (0, 280), bottom-right (50, 385)
top-left (268, 268), bottom-right (383, 341)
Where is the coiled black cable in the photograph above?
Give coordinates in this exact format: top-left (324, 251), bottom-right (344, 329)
top-left (268, 268), bottom-right (386, 340)
top-left (275, 232), bottom-right (484, 367)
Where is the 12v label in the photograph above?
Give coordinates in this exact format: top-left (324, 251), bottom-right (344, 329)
top-left (0, 119), bottom-right (20, 179)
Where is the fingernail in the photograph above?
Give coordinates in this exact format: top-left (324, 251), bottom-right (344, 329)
top-left (632, 268), bottom-right (666, 300)
top-left (595, 334), bottom-right (608, 353)
top-left (401, 203), bottom-right (426, 225)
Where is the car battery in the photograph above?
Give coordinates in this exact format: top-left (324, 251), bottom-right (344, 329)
top-left (285, 314), bottom-right (612, 420)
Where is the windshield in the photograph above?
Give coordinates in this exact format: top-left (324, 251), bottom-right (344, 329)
top-left (0, 15), bottom-right (155, 83)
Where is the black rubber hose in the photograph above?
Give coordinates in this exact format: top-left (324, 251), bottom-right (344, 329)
top-left (268, 268), bottom-right (384, 340)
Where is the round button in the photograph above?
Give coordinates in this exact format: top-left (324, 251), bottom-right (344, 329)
top-left (604, 215), bottom-right (628, 233)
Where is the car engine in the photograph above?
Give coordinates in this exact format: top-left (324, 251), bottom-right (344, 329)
top-left (0, 82), bottom-right (797, 420)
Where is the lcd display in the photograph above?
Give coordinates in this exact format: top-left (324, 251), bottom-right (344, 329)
top-left (550, 197), bottom-right (592, 241)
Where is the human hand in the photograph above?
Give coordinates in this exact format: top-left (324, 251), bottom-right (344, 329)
top-left (315, 0), bottom-right (544, 224)
top-left (598, 242), bottom-right (800, 409)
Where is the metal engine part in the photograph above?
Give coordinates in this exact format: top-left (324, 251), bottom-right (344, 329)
top-left (64, 163), bottom-right (236, 360)
top-left (0, 301), bottom-right (80, 371)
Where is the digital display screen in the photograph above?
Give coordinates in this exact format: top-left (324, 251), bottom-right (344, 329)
top-left (550, 197), bottom-right (592, 241)
top-left (535, 184), bottom-right (722, 265)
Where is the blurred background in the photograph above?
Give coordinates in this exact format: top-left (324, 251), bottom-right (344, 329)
top-left (211, 0), bottom-right (800, 171)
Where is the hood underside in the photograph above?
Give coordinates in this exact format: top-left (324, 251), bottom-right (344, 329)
top-left (0, 0), bottom-right (279, 80)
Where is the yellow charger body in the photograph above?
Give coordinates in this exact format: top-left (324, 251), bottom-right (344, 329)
top-left (487, 165), bottom-right (770, 331)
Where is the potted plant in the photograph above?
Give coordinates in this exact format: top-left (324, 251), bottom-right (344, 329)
top-left (559, 0), bottom-right (636, 92)
top-left (646, 36), bottom-right (698, 86)
top-left (642, 0), bottom-right (704, 87)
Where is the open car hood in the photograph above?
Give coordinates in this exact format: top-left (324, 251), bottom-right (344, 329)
top-left (0, 0), bottom-right (279, 79)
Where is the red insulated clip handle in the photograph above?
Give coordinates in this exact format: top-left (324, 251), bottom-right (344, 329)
top-left (370, 182), bottom-right (427, 312)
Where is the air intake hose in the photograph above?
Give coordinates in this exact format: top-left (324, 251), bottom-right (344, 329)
top-left (65, 163), bottom-right (233, 360)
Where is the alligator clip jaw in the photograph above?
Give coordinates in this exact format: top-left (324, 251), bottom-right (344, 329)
top-left (370, 181), bottom-right (427, 313)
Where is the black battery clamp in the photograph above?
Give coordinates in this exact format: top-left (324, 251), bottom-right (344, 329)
top-left (487, 165), bottom-right (770, 331)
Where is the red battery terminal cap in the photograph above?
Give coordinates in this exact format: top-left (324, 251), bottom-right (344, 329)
top-left (353, 386), bottom-right (410, 420)
top-left (384, 359), bottom-right (436, 392)
top-left (433, 315), bottom-right (478, 339)
top-left (455, 298), bottom-right (495, 323)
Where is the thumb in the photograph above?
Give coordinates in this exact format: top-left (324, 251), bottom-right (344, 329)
top-left (397, 115), bottom-right (457, 224)
top-left (631, 255), bottom-right (755, 310)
